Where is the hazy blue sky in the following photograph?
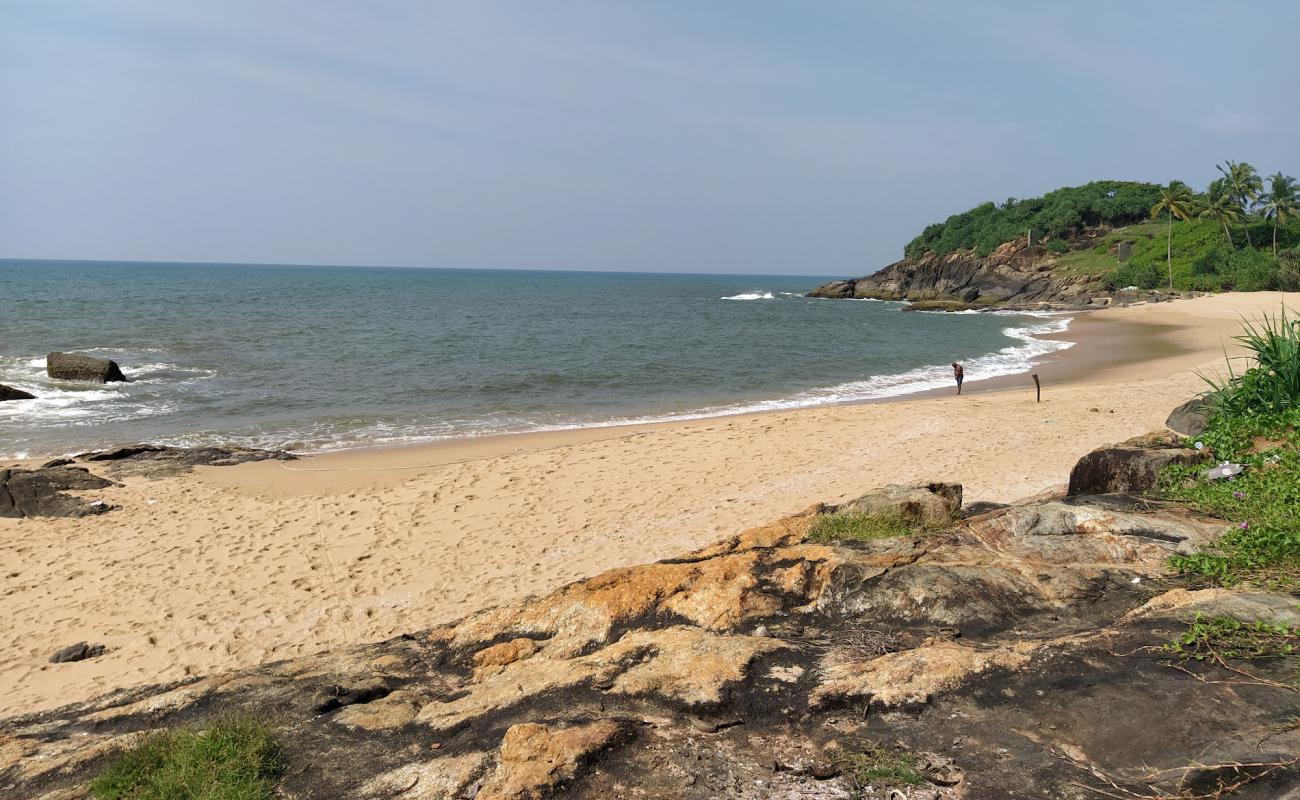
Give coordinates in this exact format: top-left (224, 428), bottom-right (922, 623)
top-left (2, 2), bottom-right (1297, 274)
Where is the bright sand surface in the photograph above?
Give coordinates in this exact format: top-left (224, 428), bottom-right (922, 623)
top-left (2, 292), bottom-right (1295, 717)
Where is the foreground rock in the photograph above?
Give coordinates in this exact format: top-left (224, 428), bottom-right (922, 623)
top-left (0, 384), bottom-right (34, 402)
top-left (78, 444), bottom-right (296, 478)
top-left (1067, 431), bottom-right (1206, 496)
top-left (9, 459), bottom-right (1296, 798)
top-left (46, 352), bottom-right (127, 383)
top-left (0, 465), bottom-right (116, 518)
top-left (1166, 396), bottom-right (1212, 437)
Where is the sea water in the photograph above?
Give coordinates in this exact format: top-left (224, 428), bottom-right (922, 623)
top-left (0, 260), bottom-right (1071, 458)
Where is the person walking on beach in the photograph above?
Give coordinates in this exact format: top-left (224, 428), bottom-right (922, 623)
top-left (951, 362), bottom-right (964, 395)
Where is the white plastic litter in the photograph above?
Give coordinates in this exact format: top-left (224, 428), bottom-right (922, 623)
top-left (1205, 462), bottom-right (1245, 480)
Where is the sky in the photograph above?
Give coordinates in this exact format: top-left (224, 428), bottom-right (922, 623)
top-left (2, 2), bottom-right (1298, 275)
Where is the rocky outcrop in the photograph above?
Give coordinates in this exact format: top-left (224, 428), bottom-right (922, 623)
top-left (0, 465), bottom-right (116, 518)
top-left (1166, 396), bottom-right (1212, 438)
top-left (10, 456), bottom-right (1297, 799)
top-left (46, 352), bottom-right (127, 383)
top-left (841, 481), bottom-right (961, 526)
top-left (0, 385), bottom-right (34, 402)
top-left (78, 444), bottom-right (296, 478)
top-left (808, 236), bottom-right (1182, 310)
top-left (1067, 431), bottom-right (1206, 496)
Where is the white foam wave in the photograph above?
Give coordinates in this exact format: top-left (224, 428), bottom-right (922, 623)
top-left (721, 291), bottom-right (774, 300)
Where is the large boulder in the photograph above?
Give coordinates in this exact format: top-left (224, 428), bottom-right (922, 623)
top-left (0, 384), bottom-right (35, 401)
top-left (0, 465), bottom-right (116, 518)
top-left (1166, 396), bottom-right (1212, 438)
top-left (1067, 432), bottom-right (1206, 496)
top-left (46, 352), bottom-right (127, 383)
top-left (839, 481), bottom-right (962, 526)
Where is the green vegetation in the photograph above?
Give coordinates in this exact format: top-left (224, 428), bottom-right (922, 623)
top-left (835, 742), bottom-right (927, 795)
top-left (90, 717), bottom-right (281, 800)
top-left (903, 161), bottom-right (1300, 292)
top-left (1158, 311), bottom-right (1300, 588)
top-left (1164, 613), bottom-right (1299, 663)
top-left (1204, 308), bottom-right (1300, 417)
top-left (807, 511), bottom-right (918, 543)
top-left (904, 181), bottom-right (1162, 259)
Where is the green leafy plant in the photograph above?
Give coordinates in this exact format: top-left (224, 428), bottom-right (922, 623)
top-left (90, 717), bottom-right (281, 800)
top-left (1203, 308), bottom-right (1300, 418)
top-left (1164, 613), bottom-right (1300, 662)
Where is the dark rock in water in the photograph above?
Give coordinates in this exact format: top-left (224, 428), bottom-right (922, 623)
top-left (1067, 432), bottom-right (1206, 497)
top-left (46, 352), bottom-right (127, 383)
top-left (903, 299), bottom-right (979, 312)
top-left (0, 466), bottom-right (117, 518)
top-left (0, 383), bottom-right (35, 401)
top-left (79, 444), bottom-right (296, 478)
top-left (49, 642), bottom-right (107, 664)
top-left (1166, 396), bottom-right (1212, 438)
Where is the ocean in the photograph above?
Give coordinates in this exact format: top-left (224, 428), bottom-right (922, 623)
top-left (0, 260), bottom-right (1072, 459)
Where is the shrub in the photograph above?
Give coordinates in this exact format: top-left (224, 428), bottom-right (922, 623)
top-left (1205, 308), bottom-right (1300, 417)
top-left (90, 717), bottom-right (281, 800)
top-left (1046, 238), bottom-right (1070, 254)
top-left (1110, 261), bottom-right (1162, 290)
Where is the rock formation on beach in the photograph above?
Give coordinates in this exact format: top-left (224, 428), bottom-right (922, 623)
top-left (807, 237), bottom-right (1181, 310)
top-left (0, 445), bottom-right (294, 518)
top-left (0, 384), bottom-right (35, 402)
top-left (6, 424), bottom-right (1300, 799)
top-left (46, 352), bottom-right (128, 383)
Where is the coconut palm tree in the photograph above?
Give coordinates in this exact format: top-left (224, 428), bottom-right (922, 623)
top-left (1217, 160), bottom-right (1263, 246)
top-left (1256, 172), bottom-right (1299, 256)
top-left (1150, 181), bottom-right (1195, 290)
top-left (1198, 178), bottom-right (1240, 248)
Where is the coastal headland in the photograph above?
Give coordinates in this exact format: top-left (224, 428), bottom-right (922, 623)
top-left (2, 291), bottom-right (1294, 721)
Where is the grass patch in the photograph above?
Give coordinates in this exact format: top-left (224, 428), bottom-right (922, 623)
top-left (90, 717), bottom-right (281, 800)
top-left (835, 742), bottom-right (927, 795)
top-left (807, 511), bottom-right (917, 543)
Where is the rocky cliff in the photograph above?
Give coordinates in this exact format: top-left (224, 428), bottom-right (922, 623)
top-left (5, 433), bottom-right (1300, 799)
top-left (808, 236), bottom-right (1167, 310)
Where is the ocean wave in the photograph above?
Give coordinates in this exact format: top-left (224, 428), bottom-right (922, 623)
top-left (720, 291), bottom-right (774, 300)
top-left (1, 314), bottom-right (1074, 459)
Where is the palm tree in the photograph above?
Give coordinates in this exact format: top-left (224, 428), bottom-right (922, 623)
top-left (1150, 181), bottom-right (1195, 290)
top-left (1198, 178), bottom-right (1240, 248)
top-left (1256, 172), bottom-right (1299, 256)
top-left (1217, 160), bottom-right (1263, 246)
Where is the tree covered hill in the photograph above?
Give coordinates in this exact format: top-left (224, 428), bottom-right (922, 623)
top-left (904, 181), bottom-right (1164, 260)
top-left (899, 165), bottom-right (1299, 293)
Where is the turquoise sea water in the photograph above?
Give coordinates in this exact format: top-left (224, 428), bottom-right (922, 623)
top-left (0, 260), bottom-right (1072, 459)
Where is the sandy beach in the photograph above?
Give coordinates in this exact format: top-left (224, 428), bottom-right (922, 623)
top-left (1, 291), bottom-right (1295, 718)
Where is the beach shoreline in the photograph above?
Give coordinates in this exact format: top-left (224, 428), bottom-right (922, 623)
top-left (2, 292), bottom-right (1296, 718)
